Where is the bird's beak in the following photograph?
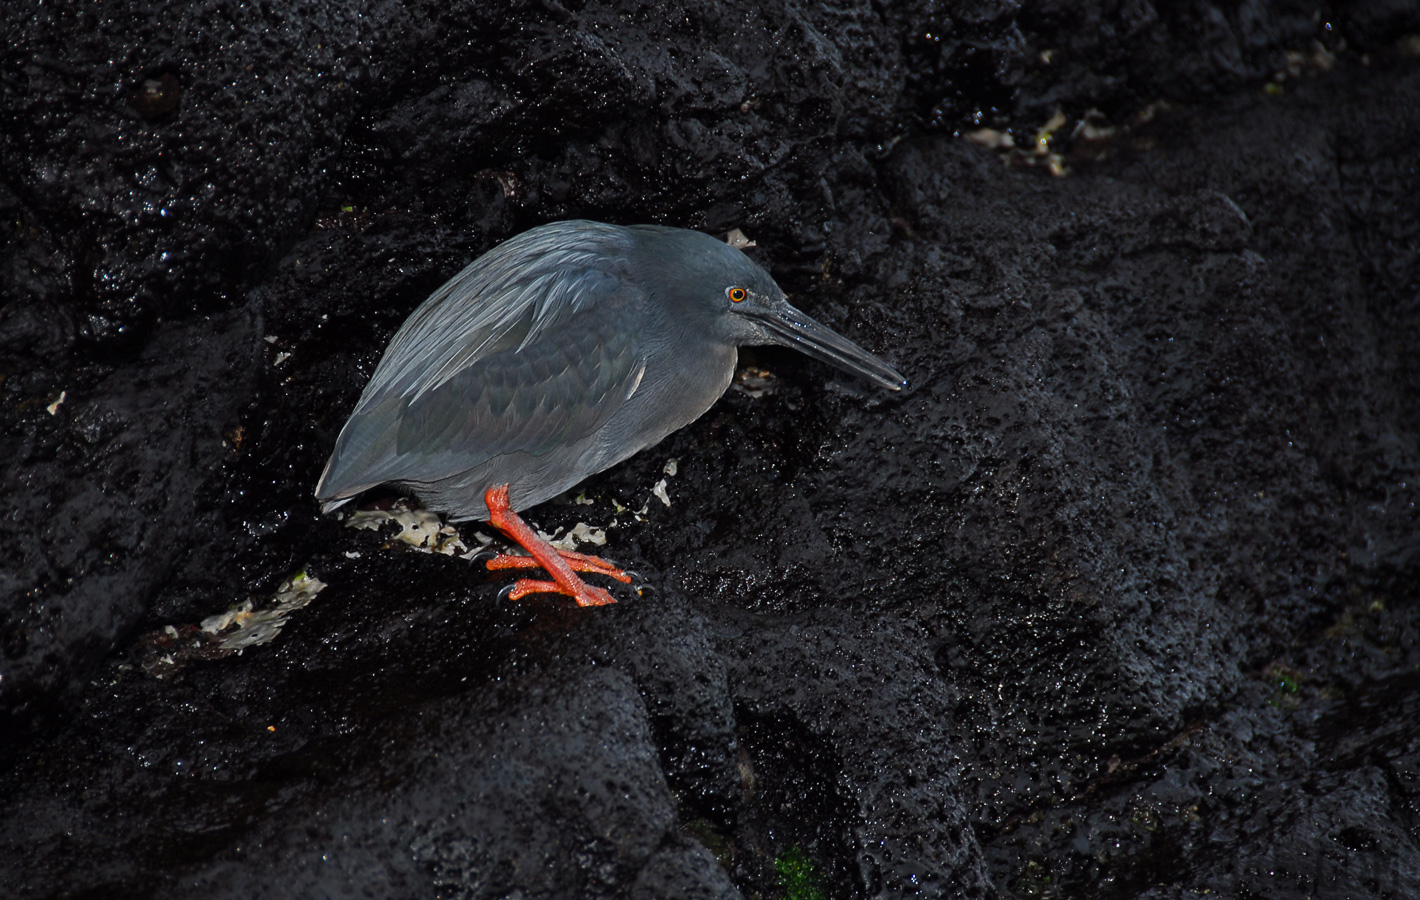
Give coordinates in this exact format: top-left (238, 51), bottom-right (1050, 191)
top-left (747, 300), bottom-right (907, 391)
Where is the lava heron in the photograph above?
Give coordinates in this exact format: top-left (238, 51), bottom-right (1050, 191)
top-left (316, 220), bottom-right (905, 606)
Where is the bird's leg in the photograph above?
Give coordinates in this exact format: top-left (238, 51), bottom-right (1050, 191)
top-left (481, 485), bottom-right (622, 607)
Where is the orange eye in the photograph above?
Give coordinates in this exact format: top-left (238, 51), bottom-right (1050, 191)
top-left (728, 287), bottom-right (747, 303)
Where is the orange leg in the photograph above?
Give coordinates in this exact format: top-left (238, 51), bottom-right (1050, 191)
top-left (482, 484), bottom-right (625, 607)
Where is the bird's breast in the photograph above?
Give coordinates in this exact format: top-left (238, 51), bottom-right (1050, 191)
top-left (585, 340), bottom-right (737, 471)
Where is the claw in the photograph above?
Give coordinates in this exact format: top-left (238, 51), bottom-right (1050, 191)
top-left (467, 548), bottom-right (498, 565)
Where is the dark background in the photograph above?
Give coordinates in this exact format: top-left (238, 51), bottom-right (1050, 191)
top-left (3, 1), bottom-right (1419, 897)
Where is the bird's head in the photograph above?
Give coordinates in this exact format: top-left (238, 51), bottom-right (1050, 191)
top-left (631, 226), bottom-right (906, 391)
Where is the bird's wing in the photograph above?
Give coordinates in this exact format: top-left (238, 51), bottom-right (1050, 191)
top-left (371, 221), bottom-right (635, 403)
top-left (318, 226), bottom-right (648, 496)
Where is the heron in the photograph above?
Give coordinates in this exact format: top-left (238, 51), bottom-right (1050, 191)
top-left (316, 220), bottom-right (905, 606)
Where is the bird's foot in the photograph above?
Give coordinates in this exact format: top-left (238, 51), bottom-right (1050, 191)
top-left (501, 577), bottom-right (616, 606)
top-left (485, 548), bottom-right (632, 582)
top-left (482, 484), bottom-right (625, 607)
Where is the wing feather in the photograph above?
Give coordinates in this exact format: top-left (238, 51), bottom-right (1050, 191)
top-left (316, 222), bottom-right (648, 500)
top-left (368, 222), bottom-right (634, 402)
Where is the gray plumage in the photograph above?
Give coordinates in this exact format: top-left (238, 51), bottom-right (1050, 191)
top-left (316, 220), bottom-right (904, 521)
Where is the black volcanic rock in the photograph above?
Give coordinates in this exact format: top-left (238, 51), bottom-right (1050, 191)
top-left (3, 1), bottom-right (1419, 897)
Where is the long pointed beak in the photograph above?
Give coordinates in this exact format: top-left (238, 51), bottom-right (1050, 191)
top-left (747, 301), bottom-right (907, 391)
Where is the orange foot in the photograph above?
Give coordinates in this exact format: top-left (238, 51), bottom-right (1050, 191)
top-left (481, 484), bottom-right (629, 607)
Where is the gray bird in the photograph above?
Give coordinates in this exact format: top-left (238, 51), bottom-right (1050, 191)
top-left (316, 220), bottom-right (905, 606)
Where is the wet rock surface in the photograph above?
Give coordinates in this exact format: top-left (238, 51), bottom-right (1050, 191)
top-left (3, 1), bottom-right (1419, 897)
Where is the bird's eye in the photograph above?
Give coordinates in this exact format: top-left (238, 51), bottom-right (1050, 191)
top-left (727, 287), bottom-right (747, 303)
